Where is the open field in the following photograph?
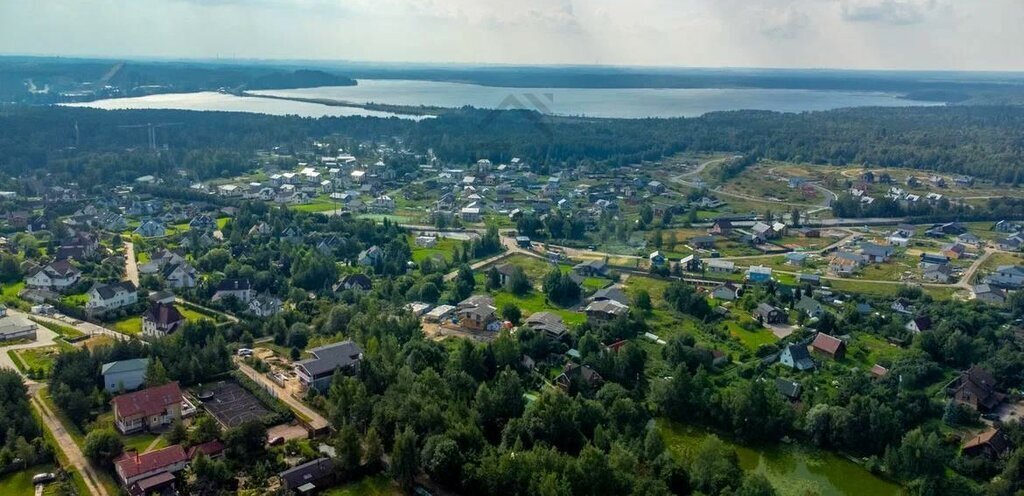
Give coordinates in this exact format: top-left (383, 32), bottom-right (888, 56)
top-left (322, 475), bottom-right (401, 496)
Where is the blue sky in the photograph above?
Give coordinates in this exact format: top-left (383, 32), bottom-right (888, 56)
top-left (2, 0), bottom-right (1022, 71)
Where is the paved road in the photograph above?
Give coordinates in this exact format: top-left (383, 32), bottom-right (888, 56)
top-left (235, 358), bottom-right (330, 433)
top-left (958, 249), bottom-right (993, 289)
top-left (123, 241), bottom-right (139, 286)
top-left (31, 389), bottom-right (110, 496)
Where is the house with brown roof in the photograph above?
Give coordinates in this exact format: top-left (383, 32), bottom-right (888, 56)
top-left (142, 302), bottom-right (186, 338)
top-left (112, 382), bottom-right (184, 434)
top-left (961, 428), bottom-right (1011, 459)
top-left (114, 445), bottom-right (189, 495)
top-left (946, 366), bottom-right (1006, 413)
top-left (555, 363), bottom-right (603, 392)
top-left (810, 333), bottom-right (846, 360)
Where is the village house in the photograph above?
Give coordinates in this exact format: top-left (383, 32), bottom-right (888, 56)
top-left (114, 445), bottom-right (189, 495)
top-left (555, 363), bottom-right (604, 392)
top-left (711, 282), bottom-right (741, 301)
top-left (860, 242), bottom-right (895, 263)
top-left (891, 298), bottom-right (915, 315)
top-left (102, 358), bottom-right (149, 393)
top-left (706, 259), bottom-right (735, 273)
top-left (295, 341), bottom-right (364, 392)
top-left (922, 264), bottom-right (954, 283)
top-left (984, 265), bottom-right (1024, 289)
top-left (810, 333), bottom-right (846, 360)
top-left (746, 265), bottom-right (773, 283)
top-left (689, 235), bottom-right (716, 250)
top-left (0, 309), bottom-right (37, 342)
top-left (248, 294), bottom-right (283, 318)
top-left (961, 429), bottom-right (1011, 459)
top-left (649, 251), bottom-right (667, 267)
top-left (211, 279), bottom-right (253, 303)
top-left (972, 284), bottom-right (1007, 305)
top-left (162, 262), bottom-right (198, 289)
top-left (26, 260), bottom-right (82, 292)
top-left (358, 246), bottom-right (384, 266)
top-left (334, 273), bottom-right (373, 292)
top-left (86, 281), bottom-right (138, 314)
top-left (278, 457), bottom-right (336, 493)
top-left (142, 302), bottom-right (185, 338)
top-left (456, 295), bottom-right (498, 331)
top-left (795, 296), bottom-right (825, 319)
top-left (524, 311), bottom-right (569, 341)
top-left (573, 259), bottom-right (608, 277)
top-left (709, 219), bottom-right (733, 236)
top-left (829, 252), bottom-right (864, 276)
top-left (680, 254), bottom-right (702, 272)
top-left (589, 286), bottom-right (629, 306)
top-left (112, 382), bottom-right (184, 434)
top-left (946, 366), bottom-right (1006, 413)
top-left (905, 316), bottom-right (933, 333)
top-left (752, 303), bottom-right (786, 324)
top-left (775, 378), bottom-right (803, 402)
top-left (134, 220), bottom-right (167, 238)
top-left (584, 299), bottom-right (630, 325)
top-left (779, 344), bottom-right (815, 371)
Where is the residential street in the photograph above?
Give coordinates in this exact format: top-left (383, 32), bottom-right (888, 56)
top-left (123, 241), bottom-right (139, 286)
top-left (31, 388), bottom-right (110, 496)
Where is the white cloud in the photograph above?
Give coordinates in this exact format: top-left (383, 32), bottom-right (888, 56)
top-left (838, 0), bottom-right (939, 24)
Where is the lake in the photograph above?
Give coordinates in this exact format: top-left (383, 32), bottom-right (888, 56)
top-left (253, 79), bottom-right (943, 118)
top-left (62, 91), bottom-right (429, 120)
top-left (658, 420), bottom-right (903, 496)
top-left (68, 79), bottom-right (942, 120)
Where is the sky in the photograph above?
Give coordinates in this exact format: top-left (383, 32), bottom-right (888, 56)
top-left (2, 0), bottom-right (1023, 71)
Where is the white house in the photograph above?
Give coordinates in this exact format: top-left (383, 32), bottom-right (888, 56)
top-left (211, 279), bottom-right (253, 303)
top-left (161, 263), bottom-right (197, 289)
top-left (134, 220), bottom-right (166, 238)
top-left (86, 281), bottom-right (138, 313)
top-left (248, 294), bottom-right (283, 318)
top-left (26, 260), bottom-right (82, 292)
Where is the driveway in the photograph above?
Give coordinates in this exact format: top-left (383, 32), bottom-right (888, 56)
top-left (234, 358), bottom-right (330, 433)
top-left (31, 389), bottom-right (110, 496)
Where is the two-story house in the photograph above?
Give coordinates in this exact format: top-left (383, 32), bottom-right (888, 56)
top-left (112, 382), bottom-right (184, 434)
top-left (86, 281), bottom-right (138, 314)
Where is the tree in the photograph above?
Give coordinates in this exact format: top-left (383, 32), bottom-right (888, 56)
top-left (224, 420), bottom-right (267, 461)
top-left (507, 266), bottom-right (532, 295)
top-left (736, 474), bottom-right (778, 496)
top-left (689, 435), bottom-right (741, 494)
top-left (390, 426), bottom-right (419, 491)
top-left (501, 303), bottom-right (522, 325)
top-left (640, 205), bottom-right (654, 226)
top-left (634, 289), bottom-right (652, 312)
top-left (166, 419), bottom-right (187, 445)
top-left (334, 424), bottom-right (362, 476)
top-left (144, 358), bottom-right (170, 386)
top-left (363, 427), bottom-right (384, 471)
top-left (83, 428), bottom-right (123, 467)
top-left (189, 414), bottom-right (222, 445)
top-left (421, 435), bottom-right (463, 487)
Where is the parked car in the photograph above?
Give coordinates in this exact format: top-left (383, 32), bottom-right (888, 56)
top-left (32, 473), bottom-right (56, 485)
top-left (268, 436), bottom-right (285, 446)
top-left (237, 348), bottom-right (254, 357)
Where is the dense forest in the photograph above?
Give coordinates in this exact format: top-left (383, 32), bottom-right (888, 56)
top-left (3, 104), bottom-right (1024, 189)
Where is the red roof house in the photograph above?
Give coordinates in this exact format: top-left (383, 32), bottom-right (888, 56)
top-left (810, 333), bottom-right (846, 360)
top-left (114, 445), bottom-right (188, 490)
top-left (187, 440), bottom-right (226, 460)
top-left (112, 382), bottom-right (183, 434)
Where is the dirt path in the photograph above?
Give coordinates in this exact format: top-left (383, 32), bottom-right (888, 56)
top-left (31, 390), bottom-right (110, 496)
top-left (958, 249), bottom-right (993, 289)
top-left (123, 241), bottom-right (139, 286)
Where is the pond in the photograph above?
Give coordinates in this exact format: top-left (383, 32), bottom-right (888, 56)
top-left (658, 420), bottom-right (903, 496)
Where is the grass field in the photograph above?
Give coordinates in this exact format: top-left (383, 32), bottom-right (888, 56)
top-left (0, 281), bottom-right (25, 308)
top-left (110, 316), bottom-right (143, 335)
top-left (409, 236), bottom-right (462, 264)
top-left (121, 432), bottom-right (166, 454)
top-left (0, 463), bottom-right (57, 495)
top-left (11, 342), bottom-right (73, 377)
top-left (291, 200), bottom-right (340, 213)
top-left (492, 290), bottom-right (586, 326)
top-left (322, 475), bottom-right (401, 496)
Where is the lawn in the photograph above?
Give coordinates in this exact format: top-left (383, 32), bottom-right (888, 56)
top-left (11, 342), bottom-right (73, 377)
top-left (291, 200), bottom-right (340, 213)
top-left (0, 463), bottom-right (56, 495)
top-left (409, 236), bottom-right (462, 264)
top-left (59, 293), bottom-right (89, 308)
top-left (0, 280), bottom-right (25, 307)
top-left (122, 432), bottom-right (165, 454)
top-left (725, 319), bottom-right (778, 351)
top-left (322, 475), bottom-right (401, 496)
top-left (492, 290), bottom-right (586, 326)
top-left (111, 316), bottom-right (143, 335)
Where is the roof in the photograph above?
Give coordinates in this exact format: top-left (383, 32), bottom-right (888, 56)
top-left (114, 445), bottom-right (188, 480)
top-left (92, 281), bottom-right (136, 300)
top-left (112, 382), bottom-right (183, 419)
top-left (784, 344), bottom-right (813, 366)
top-left (525, 311), bottom-right (568, 337)
top-left (754, 303), bottom-right (781, 315)
top-left (775, 378), bottom-right (802, 399)
top-left (962, 428), bottom-right (1010, 454)
top-left (585, 299), bottom-right (629, 316)
top-left (279, 457), bottom-right (334, 488)
top-left (296, 341), bottom-right (364, 378)
top-left (102, 358), bottom-right (149, 376)
top-left (143, 303), bottom-right (185, 327)
top-left (811, 333), bottom-right (844, 355)
top-left (187, 440), bottom-right (225, 459)
top-left (591, 286), bottom-right (628, 305)
top-left (215, 279), bottom-right (251, 292)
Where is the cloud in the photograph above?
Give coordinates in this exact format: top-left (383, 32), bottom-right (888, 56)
top-left (838, 0), bottom-right (938, 25)
top-left (759, 6), bottom-right (811, 38)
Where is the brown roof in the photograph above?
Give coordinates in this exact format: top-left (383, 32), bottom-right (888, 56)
top-left (115, 445), bottom-right (187, 480)
top-left (187, 440), bottom-right (225, 459)
top-left (143, 302), bottom-right (185, 327)
top-left (112, 382), bottom-right (182, 419)
top-left (870, 364), bottom-right (889, 377)
top-left (811, 333), bottom-right (844, 355)
top-left (962, 428), bottom-right (1011, 455)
